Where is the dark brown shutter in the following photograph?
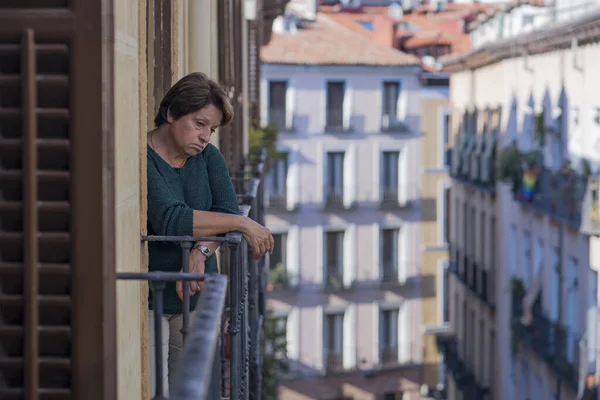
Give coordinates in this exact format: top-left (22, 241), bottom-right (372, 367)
top-left (0, 2), bottom-right (116, 400)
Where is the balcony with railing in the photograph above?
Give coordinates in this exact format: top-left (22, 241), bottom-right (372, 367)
top-left (268, 108), bottom-right (295, 133)
top-left (379, 346), bottom-right (399, 367)
top-left (325, 268), bottom-right (346, 291)
top-left (449, 243), bottom-right (495, 309)
top-left (450, 132), bottom-right (497, 193)
top-left (323, 186), bottom-right (356, 211)
top-left (511, 163), bottom-right (587, 229)
top-left (117, 152), bottom-right (268, 400)
top-left (511, 280), bottom-right (579, 391)
top-left (325, 353), bottom-right (344, 373)
top-left (266, 264), bottom-right (298, 293)
top-left (437, 337), bottom-right (489, 398)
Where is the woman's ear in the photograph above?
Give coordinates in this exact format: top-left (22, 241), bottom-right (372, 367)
top-left (166, 107), bottom-right (174, 124)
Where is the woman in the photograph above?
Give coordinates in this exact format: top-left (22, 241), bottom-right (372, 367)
top-left (147, 72), bottom-right (273, 393)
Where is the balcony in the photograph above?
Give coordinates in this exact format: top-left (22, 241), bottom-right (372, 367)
top-left (266, 264), bottom-right (298, 293)
top-left (325, 268), bottom-right (346, 290)
top-left (449, 244), bottom-right (495, 308)
top-left (381, 264), bottom-right (399, 284)
top-left (325, 353), bottom-right (344, 373)
top-left (437, 337), bottom-right (489, 398)
top-left (117, 152), bottom-right (268, 400)
top-left (511, 281), bottom-right (579, 391)
top-left (512, 163), bottom-right (587, 228)
top-left (323, 188), bottom-right (356, 211)
top-left (450, 132), bottom-right (496, 193)
top-left (325, 109), bottom-right (352, 133)
top-left (379, 346), bottom-right (399, 367)
top-left (379, 189), bottom-right (411, 210)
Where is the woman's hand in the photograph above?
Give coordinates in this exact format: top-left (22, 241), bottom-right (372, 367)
top-left (241, 217), bottom-right (274, 260)
top-left (176, 249), bottom-right (207, 300)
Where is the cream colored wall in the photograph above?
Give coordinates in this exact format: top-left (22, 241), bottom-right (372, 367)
top-left (420, 97), bottom-right (450, 386)
top-left (114, 0), bottom-right (147, 399)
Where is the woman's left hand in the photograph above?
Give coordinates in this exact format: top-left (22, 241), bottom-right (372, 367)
top-left (176, 250), bottom-right (207, 300)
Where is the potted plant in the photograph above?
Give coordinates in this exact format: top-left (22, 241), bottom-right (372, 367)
top-left (497, 142), bottom-right (523, 194)
top-left (266, 263), bottom-right (289, 291)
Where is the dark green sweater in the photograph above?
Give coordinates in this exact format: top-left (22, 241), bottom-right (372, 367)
top-left (147, 143), bottom-right (240, 314)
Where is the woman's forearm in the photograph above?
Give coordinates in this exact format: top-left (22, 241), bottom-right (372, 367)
top-left (192, 210), bottom-right (248, 237)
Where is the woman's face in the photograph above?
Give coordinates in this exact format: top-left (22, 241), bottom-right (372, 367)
top-left (167, 104), bottom-right (223, 156)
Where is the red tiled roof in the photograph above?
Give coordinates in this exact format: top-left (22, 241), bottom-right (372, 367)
top-left (260, 14), bottom-right (419, 66)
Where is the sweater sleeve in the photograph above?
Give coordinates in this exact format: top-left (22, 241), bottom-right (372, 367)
top-left (147, 157), bottom-right (194, 237)
top-left (204, 144), bottom-right (241, 215)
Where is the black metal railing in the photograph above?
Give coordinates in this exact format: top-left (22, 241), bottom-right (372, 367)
top-left (325, 268), bottom-right (345, 290)
top-left (450, 246), bottom-right (495, 309)
top-left (511, 283), bottom-right (579, 390)
top-left (380, 346), bottom-right (399, 366)
top-left (450, 133), bottom-right (496, 193)
top-left (325, 352), bottom-right (344, 373)
top-left (267, 193), bottom-right (287, 209)
top-left (437, 338), bottom-right (489, 399)
top-left (325, 108), bottom-right (347, 132)
top-left (381, 264), bottom-right (398, 283)
top-left (267, 108), bottom-right (287, 132)
top-left (118, 151), bottom-right (267, 400)
top-left (513, 166), bottom-right (587, 228)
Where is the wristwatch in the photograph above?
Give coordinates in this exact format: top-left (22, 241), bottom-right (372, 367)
top-left (192, 244), bottom-right (211, 258)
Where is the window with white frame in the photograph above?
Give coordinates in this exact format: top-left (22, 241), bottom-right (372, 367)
top-left (439, 261), bottom-right (449, 323)
top-left (267, 233), bottom-right (288, 291)
top-left (326, 81), bottom-right (345, 130)
top-left (326, 151), bottom-right (345, 204)
top-left (441, 185), bottom-right (451, 244)
top-left (325, 231), bottom-right (344, 288)
top-left (268, 81), bottom-right (287, 130)
top-left (381, 228), bottom-right (399, 282)
top-left (268, 153), bottom-right (288, 206)
top-left (381, 151), bottom-right (399, 201)
top-left (382, 81), bottom-right (400, 129)
top-left (441, 109), bottom-right (451, 167)
top-left (379, 308), bottom-right (399, 365)
top-left (323, 312), bottom-right (344, 371)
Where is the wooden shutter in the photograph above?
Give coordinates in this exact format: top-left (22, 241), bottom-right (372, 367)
top-left (0, 2), bottom-right (116, 400)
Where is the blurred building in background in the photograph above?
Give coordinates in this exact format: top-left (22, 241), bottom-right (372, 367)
top-left (442, 0), bottom-right (600, 399)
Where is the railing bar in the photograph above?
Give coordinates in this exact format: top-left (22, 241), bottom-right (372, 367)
top-left (170, 275), bottom-right (228, 400)
top-left (181, 242), bottom-right (193, 345)
top-left (141, 235), bottom-right (230, 243)
top-left (229, 241), bottom-right (242, 398)
top-left (22, 28), bottom-right (39, 400)
top-left (117, 272), bottom-right (209, 281)
top-left (151, 282), bottom-right (168, 400)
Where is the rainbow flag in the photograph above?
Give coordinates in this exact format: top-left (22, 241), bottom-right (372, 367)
top-left (522, 166), bottom-right (537, 202)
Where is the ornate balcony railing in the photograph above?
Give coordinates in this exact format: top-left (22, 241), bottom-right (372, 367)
top-left (325, 352), bottom-right (344, 373)
top-left (513, 165), bottom-right (587, 228)
top-left (450, 133), bottom-right (497, 193)
top-left (118, 152), bottom-right (267, 400)
top-left (511, 282), bottom-right (579, 391)
top-left (380, 346), bottom-right (399, 366)
top-left (437, 337), bottom-right (489, 399)
top-left (449, 244), bottom-right (495, 309)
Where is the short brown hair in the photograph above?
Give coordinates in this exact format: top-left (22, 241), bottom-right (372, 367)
top-left (154, 72), bottom-right (234, 127)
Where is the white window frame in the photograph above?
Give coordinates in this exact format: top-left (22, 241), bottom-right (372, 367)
top-left (437, 180), bottom-right (451, 246)
top-left (321, 224), bottom-right (356, 287)
top-left (319, 142), bottom-right (356, 207)
top-left (321, 304), bottom-right (356, 371)
top-left (438, 106), bottom-right (451, 168)
top-left (274, 143), bottom-right (300, 210)
top-left (374, 222), bottom-right (409, 284)
top-left (378, 76), bottom-right (407, 125)
top-left (374, 143), bottom-right (409, 205)
top-left (437, 259), bottom-right (449, 325)
top-left (323, 78), bottom-right (353, 131)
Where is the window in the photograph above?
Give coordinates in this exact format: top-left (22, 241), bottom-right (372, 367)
top-left (268, 81), bottom-right (287, 130)
top-left (325, 231), bottom-right (344, 288)
top-left (382, 81), bottom-right (400, 128)
top-left (380, 309), bottom-right (399, 365)
top-left (381, 228), bottom-right (399, 282)
top-left (326, 152), bottom-right (345, 204)
top-left (326, 81), bottom-right (345, 130)
top-left (381, 151), bottom-right (399, 201)
top-left (440, 261), bottom-right (449, 323)
top-left (267, 233), bottom-right (288, 290)
top-left (268, 153), bottom-right (288, 207)
top-left (324, 313), bottom-right (344, 371)
top-left (442, 110), bottom-right (451, 167)
top-left (441, 186), bottom-right (451, 244)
